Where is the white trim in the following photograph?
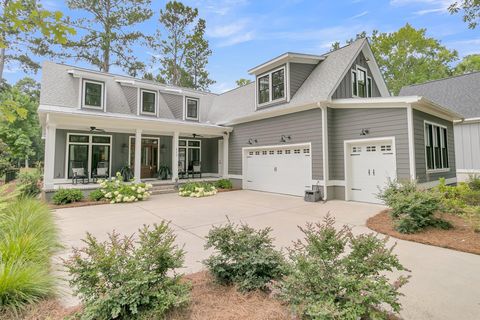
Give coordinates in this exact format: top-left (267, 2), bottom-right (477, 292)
top-left (77, 76), bottom-right (83, 109)
top-left (65, 133), bottom-right (112, 180)
top-left (461, 117), bottom-right (480, 124)
top-left (227, 174), bottom-right (243, 180)
top-left (286, 62), bottom-right (291, 102)
top-left (184, 96), bottom-right (199, 121)
top-left (82, 79), bottom-right (105, 110)
top-left (178, 138), bottom-right (202, 173)
top-left (256, 65), bottom-right (287, 109)
top-left (344, 136), bottom-right (397, 202)
top-left (355, 65), bottom-right (368, 98)
top-left (140, 89), bottom-right (158, 116)
top-left (248, 52), bottom-right (324, 75)
top-left (418, 177), bottom-right (457, 189)
top-left (367, 76), bottom-right (373, 98)
top-left (136, 87), bottom-right (141, 115)
top-left (321, 106), bottom-right (329, 200)
top-left (457, 169), bottom-right (480, 173)
top-left (128, 136), bottom-right (160, 173)
top-left (326, 180), bottom-right (346, 186)
top-left (423, 120), bottom-right (450, 173)
top-left (407, 105), bottom-right (416, 180)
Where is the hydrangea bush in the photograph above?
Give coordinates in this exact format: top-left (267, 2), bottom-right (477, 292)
top-left (99, 172), bottom-right (152, 204)
top-left (179, 182), bottom-right (217, 198)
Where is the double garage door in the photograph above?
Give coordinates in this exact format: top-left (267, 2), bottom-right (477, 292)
top-left (244, 144), bottom-right (312, 196)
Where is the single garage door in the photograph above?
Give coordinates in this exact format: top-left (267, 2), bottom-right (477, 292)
top-left (244, 144), bottom-right (312, 196)
top-left (346, 139), bottom-right (396, 204)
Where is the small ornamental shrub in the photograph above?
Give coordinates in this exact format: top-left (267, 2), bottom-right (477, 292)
top-left (204, 221), bottom-right (285, 292)
top-left (99, 172), bottom-right (152, 204)
top-left (179, 182), bottom-right (217, 198)
top-left (64, 222), bottom-right (189, 320)
top-left (88, 189), bottom-right (105, 202)
top-left (377, 179), bottom-right (417, 209)
top-left (214, 179), bottom-right (233, 190)
top-left (279, 215), bottom-right (409, 320)
top-left (52, 188), bottom-right (83, 205)
top-left (468, 175), bottom-right (480, 191)
top-left (17, 170), bottom-right (42, 198)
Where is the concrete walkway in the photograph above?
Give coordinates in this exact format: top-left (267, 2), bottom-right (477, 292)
top-left (54, 190), bottom-right (480, 319)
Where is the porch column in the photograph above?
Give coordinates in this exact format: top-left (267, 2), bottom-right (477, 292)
top-left (43, 121), bottom-right (56, 190)
top-left (134, 129), bottom-right (142, 183)
top-left (222, 132), bottom-right (229, 178)
top-left (172, 131), bottom-right (179, 181)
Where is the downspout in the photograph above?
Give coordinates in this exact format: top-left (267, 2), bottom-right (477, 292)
top-left (318, 102), bottom-right (329, 201)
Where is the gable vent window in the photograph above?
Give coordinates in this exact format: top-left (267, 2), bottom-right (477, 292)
top-left (257, 66), bottom-right (286, 106)
top-left (141, 89), bottom-right (157, 115)
top-left (185, 97), bottom-right (199, 120)
top-left (352, 66), bottom-right (372, 98)
top-left (425, 122), bottom-right (449, 171)
top-left (83, 80), bottom-right (104, 109)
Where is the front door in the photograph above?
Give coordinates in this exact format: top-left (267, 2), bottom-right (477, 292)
top-left (130, 138), bottom-right (159, 179)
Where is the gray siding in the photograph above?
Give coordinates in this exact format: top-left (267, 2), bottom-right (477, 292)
top-left (123, 86), bottom-right (138, 114)
top-left (290, 63), bottom-right (317, 98)
top-left (229, 109), bottom-right (323, 179)
top-left (162, 93), bottom-right (183, 119)
top-left (413, 110), bottom-right (456, 183)
top-left (327, 108), bottom-right (410, 180)
top-left (454, 122), bottom-right (480, 170)
top-left (332, 52), bottom-right (381, 99)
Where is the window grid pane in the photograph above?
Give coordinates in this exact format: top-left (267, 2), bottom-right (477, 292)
top-left (85, 82), bottom-right (102, 107)
top-left (352, 71), bottom-right (357, 96)
top-left (187, 99), bottom-right (198, 119)
top-left (142, 91), bottom-right (156, 113)
top-left (258, 75), bottom-right (270, 104)
top-left (272, 69), bottom-right (285, 100)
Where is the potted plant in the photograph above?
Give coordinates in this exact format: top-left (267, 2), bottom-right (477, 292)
top-left (158, 165), bottom-right (171, 180)
top-left (120, 165), bottom-right (134, 182)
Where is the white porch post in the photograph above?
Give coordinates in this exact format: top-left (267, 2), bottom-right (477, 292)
top-left (222, 132), bottom-right (229, 178)
top-left (134, 129), bottom-right (142, 183)
top-left (172, 131), bottom-right (179, 181)
top-left (43, 121), bottom-right (56, 190)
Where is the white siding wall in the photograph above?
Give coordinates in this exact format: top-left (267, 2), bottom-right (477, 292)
top-left (455, 122), bottom-right (480, 181)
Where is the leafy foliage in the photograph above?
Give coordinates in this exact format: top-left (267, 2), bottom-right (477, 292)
top-left (17, 169), bottom-right (41, 198)
top-left (214, 179), bottom-right (233, 190)
top-left (204, 221), bottom-right (286, 292)
top-left (88, 189), bottom-right (105, 202)
top-left (449, 0), bottom-right (480, 29)
top-left (235, 78), bottom-right (253, 87)
top-left (99, 172), bottom-right (151, 203)
top-left (52, 188), bottom-right (83, 205)
top-left (0, 198), bottom-right (59, 313)
top-left (454, 54), bottom-right (480, 74)
top-left (0, 139), bottom-right (13, 176)
top-left (279, 215), bottom-right (408, 319)
top-left (64, 222), bottom-right (189, 319)
top-left (179, 181), bottom-right (217, 197)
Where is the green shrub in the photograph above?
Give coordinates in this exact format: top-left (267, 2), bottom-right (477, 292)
top-left (88, 189), bottom-right (105, 202)
top-left (99, 172), bottom-right (151, 203)
top-left (204, 221), bottom-right (285, 292)
top-left (52, 188), bottom-right (83, 205)
top-left (17, 170), bottom-right (41, 198)
top-left (64, 222), bottom-right (189, 319)
top-left (214, 179), bottom-right (233, 189)
top-left (377, 179), bottom-right (417, 208)
top-left (179, 182), bottom-right (217, 198)
top-left (0, 199), bottom-right (59, 312)
top-left (279, 215), bottom-right (408, 319)
top-left (468, 175), bottom-right (480, 191)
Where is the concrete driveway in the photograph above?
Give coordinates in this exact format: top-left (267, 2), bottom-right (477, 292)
top-left (54, 190), bottom-right (480, 320)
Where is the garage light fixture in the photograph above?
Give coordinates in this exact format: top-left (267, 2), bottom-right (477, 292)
top-left (360, 128), bottom-right (370, 136)
top-left (248, 138), bottom-right (258, 145)
top-left (280, 135), bottom-right (291, 142)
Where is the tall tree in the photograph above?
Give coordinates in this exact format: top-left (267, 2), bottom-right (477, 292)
top-left (449, 1), bottom-right (480, 29)
top-left (44, 0), bottom-right (153, 76)
top-left (0, 0), bottom-right (75, 80)
top-left (149, 1), bottom-right (214, 90)
top-left (454, 54), bottom-right (480, 74)
top-left (235, 78), bottom-right (252, 87)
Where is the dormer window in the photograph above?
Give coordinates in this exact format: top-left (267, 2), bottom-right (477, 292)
top-left (141, 89), bottom-right (157, 115)
top-left (82, 79), bottom-right (104, 109)
top-left (185, 97), bottom-right (199, 120)
top-left (257, 66), bottom-right (286, 107)
top-left (352, 65), bottom-right (372, 98)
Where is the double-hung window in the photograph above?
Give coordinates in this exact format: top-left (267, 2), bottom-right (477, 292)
top-left (357, 68), bottom-right (367, 97)
top-left (141, 89), bottom-right (157, 115)
top-left (185, 97), bottom-right (199, 120)
top-left (83, 80), bottom-right (104, 109)
top-left (258, 75), bottom-right (270, 104)
top-left (257, 66), bottom-right (286, 106)
top-left (272, 68), bottom-right (285, 100)
top-left (351, 66), bottom-right (372, 98)
top-left (425, 122), bottom-right (449, 171)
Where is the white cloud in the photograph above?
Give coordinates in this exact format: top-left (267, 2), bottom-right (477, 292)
top-left (217, 31), bottom-right (255, 47)
top-left (447, 38), bottom-right (480, 56)
top-left (194, 0), bottom-right (249, 16)
top-left (350, 11), bottom-right (369, 19)
top-left (210, 81), bottom-right (235, 93)
top-left (207, 19), bottom-right (250, 38)
top-left (390, 0), bottom-right (455, 15)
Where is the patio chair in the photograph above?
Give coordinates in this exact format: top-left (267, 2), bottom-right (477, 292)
top-left (92, 161), bottom-right (109, 183)
top-left (189, 161), bottom-right (202, 179)
top-left (71, 161), bottom-right (89, 184)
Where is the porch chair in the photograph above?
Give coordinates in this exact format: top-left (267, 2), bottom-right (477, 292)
top-left (189, 161), bottom-right (202, 179)
top-left (71, 161), bottom-right (89, 184)
top-left (93, 161), bottom-right (109, 183)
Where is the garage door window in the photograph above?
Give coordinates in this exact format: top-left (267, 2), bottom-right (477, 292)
top-left (425, 122), bottom-right (449, 171)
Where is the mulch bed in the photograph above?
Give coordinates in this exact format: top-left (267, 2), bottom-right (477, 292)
top-left (48, 199), bottom-right (109, 209)
top-left (367, 210), bottom-right (480, 255)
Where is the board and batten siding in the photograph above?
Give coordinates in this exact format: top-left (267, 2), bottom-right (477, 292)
top-left (413, 109), bottom-right (456, 183)
top-left (454, 122), bottom-right (480, 171)
top-left (327, 107), bottom-right (410, 181)
top-left (228, 109), bottom-right (323, 180)
top-left (289, 63), bottom-right (317, 98)
top-left (331, 52), bottom-right (382, 99)
top-left (162, 93), bottom-right (183, 119)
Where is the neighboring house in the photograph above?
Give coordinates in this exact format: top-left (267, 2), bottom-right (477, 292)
top-left (400, 72), bottom-right (480, 182)
top-left (39, 39), bottom-right (462, 204)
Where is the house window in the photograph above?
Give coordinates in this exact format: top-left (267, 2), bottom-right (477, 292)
top-left (425, 122), bottom-right (449, 171)
top-left (257, 66), bottom-right (286, 106)
top-left (351, 71), bottom-right (358, 97)
top-left (82, 80), bottom-right (104, 109)
top-left (141, 89), bottom-right (157, 114)
top-left (185, 97), bottom-right (199, 120)
top-left (358, 68), bottom-right (367, 97)
top-left (258, 75), bottom-right (270, 104)
top-left (67, 133), bottom-right (111, 179)
top-left (367, 77), bottom-right (373, 97)
top-left (178, 139), bottom-right (201, 174)
top-left (352, 66), bottom-right (370, 98)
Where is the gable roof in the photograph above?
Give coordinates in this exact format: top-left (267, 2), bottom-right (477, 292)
top-left (399, 72), bottom-right (480, 119)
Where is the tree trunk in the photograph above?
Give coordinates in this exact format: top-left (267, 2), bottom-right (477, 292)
top-left (0, 47), bottom-right (5, 82)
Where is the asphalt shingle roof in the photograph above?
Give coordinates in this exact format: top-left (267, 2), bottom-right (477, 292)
top-left (399, 72), bottom-right (480, 118)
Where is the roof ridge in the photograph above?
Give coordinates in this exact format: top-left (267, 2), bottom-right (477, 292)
top-left (321, 37), bottom-right (366, 57)
top-left (402, 71), bottom-right (480, 89)
top-left (218, 81), bottom-right (255, 96)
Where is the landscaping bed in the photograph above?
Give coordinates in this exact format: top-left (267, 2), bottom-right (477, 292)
top-left (48, 199), bottom-right (109, 209)
top-left (368, 210), bottom-right (480, 255)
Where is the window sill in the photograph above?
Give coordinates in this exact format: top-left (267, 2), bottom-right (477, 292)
top-left (426, 168), bottom-right (450, 174)
top-left (256, 97), bottom-right (287, 109)
top-left (82, 105), bottom-right (104, 110)
top-left (140, 111), bottom-right (157, 116)
top-left (185, 117), bottom-right (199, 121)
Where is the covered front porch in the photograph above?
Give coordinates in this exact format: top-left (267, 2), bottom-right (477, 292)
top-left (40, 109), bottom-right (232, 190)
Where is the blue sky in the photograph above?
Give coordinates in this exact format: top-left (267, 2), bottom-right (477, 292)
top-left (5, 0), bottom-right (479, 93)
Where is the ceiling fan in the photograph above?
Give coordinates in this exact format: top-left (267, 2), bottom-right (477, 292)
top-left (192, 133), bottom-right (203, 138)
top-left (90, 126), bottom-right (106, 133)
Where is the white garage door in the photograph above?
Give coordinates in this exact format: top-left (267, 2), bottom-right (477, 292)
top-left (346, 139), bottom-right (396, 204)
top-left (244, 144), bottom-right (312, 196)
